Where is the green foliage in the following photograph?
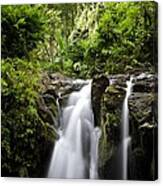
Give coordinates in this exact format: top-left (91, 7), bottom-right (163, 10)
top-left (2, 58), bottom-right (40, 103)
top-left (1, 5), bottom-right (46, 59)
top-left (2, 2), bottom-right (157, 77)
top-left (68, 2), bottom-right (157, 77)
top-left (1, 58), bottom-right (56, 177)
top-left (30, 4), bottom-right (79, 65)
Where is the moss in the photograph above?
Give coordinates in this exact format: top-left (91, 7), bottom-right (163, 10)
top-left (99, 122), bottom-right (111, 168)
top-left (105, 85), bottom-right (121, 94)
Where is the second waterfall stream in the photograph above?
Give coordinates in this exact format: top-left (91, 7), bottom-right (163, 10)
top-left (48, 80), bottom-right (101, 179)
top-left (121, 76), bottom-right (134, 180)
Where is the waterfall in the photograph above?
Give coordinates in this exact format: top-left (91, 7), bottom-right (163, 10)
top-left (122, 76), bottom-right (133, 180)
top-left (48, 80), bottom-right (101, 179)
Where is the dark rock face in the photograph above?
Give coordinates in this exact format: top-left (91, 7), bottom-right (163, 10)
top-left (133, 73), bottom-right (157, 93)
top-left (97, 75), bottom-right (126, 179)
top-left (38, 73), bottom-right (88, 127)
top-left (128, 74), bottom-right (158, 180)
top-left (93, 73), bottom-right (158, 180)
top-left (91, 75), bottom-right (110, 127)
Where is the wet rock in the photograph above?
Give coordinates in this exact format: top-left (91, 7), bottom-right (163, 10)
top-left (129, 148), bottom-right (148, 180)
top-left (133, 74), bottom-right (157, 93)
top-left (104, 85), bottom-right (125, 111)
top-left (91, 75), bottom-right (109, 127)
top-left (37, 96), bottom-right (57, 127)
top-left (39, 72), bottom-right (91, 128)
top-left (128, 73), bottom-right (158, 180)
top-left (139, 122), bottom-right (155, 130)
top-left (97, 75), bottom-right (127, 179)
top-left (108, 74), bottom-right (129, 87)
top-left (38, 73), bottom-right (73, 131)
top-left (129, 93), bottom-right (155, 125)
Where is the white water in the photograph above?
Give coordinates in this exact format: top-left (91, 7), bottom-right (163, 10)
top-left (122, 76), bottom-right (133, 180)
top-left (48, 81), bottom-right (101, 179)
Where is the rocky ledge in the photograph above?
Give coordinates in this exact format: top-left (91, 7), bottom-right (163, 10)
top-left (94, 73), bottom-right (158, 180)
top-left (38, 72), bottom-right (89, 129)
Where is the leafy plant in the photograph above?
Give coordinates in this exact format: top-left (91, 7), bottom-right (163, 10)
top-left (1, 5), bottom-right (46, 59)
top-left (1, 58), bottom-right (56, 177)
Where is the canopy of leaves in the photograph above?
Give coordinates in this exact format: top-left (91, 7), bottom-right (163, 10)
top-left (67, 2), bottom-right (157, 77)
top-left (1, 5), bottom-right (46, 59)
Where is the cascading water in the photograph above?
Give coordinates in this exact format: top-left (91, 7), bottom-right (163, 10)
top-left (48, 80), bottom-right (101, 179)
top-left (121, 76), bottom-right (134, 180)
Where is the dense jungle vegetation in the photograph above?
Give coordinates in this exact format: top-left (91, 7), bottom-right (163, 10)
top-left (1, 2), bottom-right (157, 177)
